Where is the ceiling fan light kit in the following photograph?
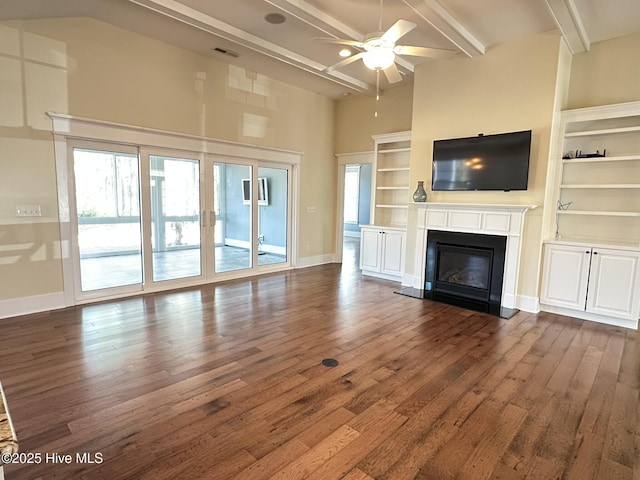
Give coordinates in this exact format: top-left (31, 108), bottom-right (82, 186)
top-left (363, 45), bottom-right (395, 70)
top-left (317, 0), bottom-right (455, 86)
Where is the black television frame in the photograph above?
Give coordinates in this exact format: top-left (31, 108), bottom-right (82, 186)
top-left (431, 130), bottom-right (532, 192)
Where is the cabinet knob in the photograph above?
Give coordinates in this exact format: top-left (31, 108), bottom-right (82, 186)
top-left (585, 251), bottom-right (590, 254)
top-left (593, 251), bottom-right (598, 255)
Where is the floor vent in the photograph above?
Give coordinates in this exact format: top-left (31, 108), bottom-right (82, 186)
top-left (321, 358), bottom-right (339, 367)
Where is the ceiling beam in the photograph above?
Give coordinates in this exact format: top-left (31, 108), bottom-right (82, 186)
top-left (126, 0), bottom-right (375, 94)
top-left (401, 0), bottom-right (485, 57)
top-left (264, 0), bottom-right (364, 40)
top-left (544, 0), bottom-right (590, 53)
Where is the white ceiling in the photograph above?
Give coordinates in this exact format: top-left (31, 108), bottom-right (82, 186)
top-left (2, 0), bottom-right (640, 99)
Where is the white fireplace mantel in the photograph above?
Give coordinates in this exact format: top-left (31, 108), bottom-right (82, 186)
top-left (405, 203), bottom-right (537, 311)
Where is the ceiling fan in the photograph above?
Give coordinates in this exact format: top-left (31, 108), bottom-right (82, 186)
top-left (317, 0), bottom-right (456, 84)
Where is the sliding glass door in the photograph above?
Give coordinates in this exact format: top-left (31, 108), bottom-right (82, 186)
top-left (68, 141), bottom-right (292, 302)
top-left (257, 166), bottom-right (288, 266)
top-left (73, 147), bottom-right (143, 293)
top-left (149, 155), bottom-right (201, 282)
top-left (212, 162), bottom-right (253, 273)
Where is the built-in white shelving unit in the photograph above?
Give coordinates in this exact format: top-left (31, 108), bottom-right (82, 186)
top-left (552, 101), bottom-right (640, 247)
top-left (541, 101), bottom-right (640, 329)
top-left (359, 131), bottom-right (411, 282)
top-left (370, 131), bottom-right (412, 228)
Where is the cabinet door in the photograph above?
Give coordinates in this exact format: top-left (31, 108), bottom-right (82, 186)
top-left (540, 244), bottom-right (591, 310)
top-left (586, 248), bottom-right (640, 320)
top-left (380, 230), bottom-right (405, 276)
top-left (360, 228), bottom-right (382, 272)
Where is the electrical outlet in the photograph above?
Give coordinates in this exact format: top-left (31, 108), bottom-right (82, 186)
top-left (16, 204), bottom-right (42, 217)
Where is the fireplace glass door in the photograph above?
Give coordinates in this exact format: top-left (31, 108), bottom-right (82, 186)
top-left (436, 245), bottom-right (492, 295)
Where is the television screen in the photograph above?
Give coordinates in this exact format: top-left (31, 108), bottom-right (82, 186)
top-left (432, 130), bottom-right (531, 191)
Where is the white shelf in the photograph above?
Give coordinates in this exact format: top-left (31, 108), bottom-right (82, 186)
top-left (377, 167), bottom-right (410, 172)
top-left (377, 186), bottom-right (408, 190)
top-left (565, 125), bottom-right (640, 137)
top-left (376, 204), bottom-right (409, 209)
top-left (557, 211), bottom-right (640, 217)
top-left (560, 184), bottom-right (640, 189)
top-left (548, 238), bottom-right (640, 251)
top-left (378, 147), bottom-right (411, 154)
top-left (563, 154), bottom-right (640, 164)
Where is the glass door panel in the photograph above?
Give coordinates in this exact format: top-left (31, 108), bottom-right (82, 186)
top-left (213, 162), bottom-right (252, 273)
top-left (257, 167), bottom-right (288, 266)
top-left (73, 148), bottom-right (142, 291)
top-left (150, 155), bottom-right (201, 282)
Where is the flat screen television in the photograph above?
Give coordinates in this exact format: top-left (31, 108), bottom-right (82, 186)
top-left (432, 130), bottom-right (532, 191)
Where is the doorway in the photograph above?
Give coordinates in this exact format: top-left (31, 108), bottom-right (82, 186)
top-left (335, 152), bottom-right (374, 271)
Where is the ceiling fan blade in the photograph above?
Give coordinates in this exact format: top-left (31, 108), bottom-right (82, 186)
top-left (324, 52), bottom-right (365, 72)
top-left (380, 19), bottom-right (417, 43)
top-left (394, 45), bottom-right (457, 59)
top-left (383, 62), bottom-right (402, 84)
top-left (314, 37), bottom-right (364, 48)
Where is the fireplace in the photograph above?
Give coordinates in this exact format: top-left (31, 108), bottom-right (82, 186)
top-left (424, 230), bottom-right (507, 316)
top-left (402, 203), bottom-right (536, 315)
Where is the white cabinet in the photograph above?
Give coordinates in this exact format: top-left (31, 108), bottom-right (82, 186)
top-left (360, 226), bottom-right (406, 281)
top-left (541, 242), bottom-right (640, 326)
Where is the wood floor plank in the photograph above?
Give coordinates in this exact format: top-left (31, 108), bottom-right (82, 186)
top-left (0, 258), bottom-right (638, 480)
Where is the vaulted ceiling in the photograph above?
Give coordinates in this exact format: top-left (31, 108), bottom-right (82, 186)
top-left (3, 0), bottom-right (640, 98)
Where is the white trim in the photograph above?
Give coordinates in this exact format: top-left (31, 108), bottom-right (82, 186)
top-left (0, 292), bottom-right (66, 320)
top-left (48, 113), bottom-right (302, 165)
top-left (561, 100), bottom-right (640, 123)
top-left (541, 304), bottom-right (638, 330)
top-left (516, 295), bottom-right (541, 313)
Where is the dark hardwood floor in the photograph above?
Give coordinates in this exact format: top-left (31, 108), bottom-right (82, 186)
top-left (0, 254), bottom-right (638, 479)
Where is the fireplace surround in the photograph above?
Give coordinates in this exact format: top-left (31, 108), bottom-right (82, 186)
top-left (404, 203), bottom-right (536, 316)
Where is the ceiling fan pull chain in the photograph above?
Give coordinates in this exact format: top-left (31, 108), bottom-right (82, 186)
top-left (375, 69), bottom-right (380, 118)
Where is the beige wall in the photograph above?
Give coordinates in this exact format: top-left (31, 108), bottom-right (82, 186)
top-left (409, 31), bottom-right (569, 300)
top-left (0, 18), bottom-right (336, 301)
top-left (568, 31), bottom-right (640, 109)
top-left (334, 83), bottom-right (413, 153)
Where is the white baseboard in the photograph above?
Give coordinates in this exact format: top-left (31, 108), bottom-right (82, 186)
top-left (402, 274), bottom-right (422, 289)
top-left (295, 254), bottom-right (335, 269)
top-left (516, 295), bottom-right (540, 313)
top-left (0, 292), bottom-right (67, 320)
top-left (540, 304), bottom-right (638, 330)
